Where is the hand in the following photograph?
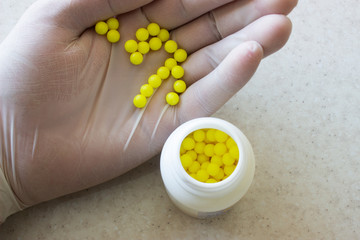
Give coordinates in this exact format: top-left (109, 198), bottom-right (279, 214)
top-left (0, 0), bottom-right (296, 209)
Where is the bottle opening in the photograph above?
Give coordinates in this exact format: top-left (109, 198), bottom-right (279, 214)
top-left (179, 128), bottom-right (241, 186)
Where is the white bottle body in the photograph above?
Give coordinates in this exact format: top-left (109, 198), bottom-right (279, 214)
top-left (160, 117), bottom-right (255, 218)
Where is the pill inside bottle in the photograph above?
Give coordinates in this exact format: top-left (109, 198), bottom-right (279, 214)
top-left (180, 128), bottom-right (240, 184)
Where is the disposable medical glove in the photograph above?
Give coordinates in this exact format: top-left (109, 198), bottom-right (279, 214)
top-left (0, 0), bottom-right (296, 222)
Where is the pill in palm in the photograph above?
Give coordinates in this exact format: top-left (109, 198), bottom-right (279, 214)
top-left (171, 65), bottom-right (184, 79)
top-left (166, 92), bottom-right (180, 106)
top-left (149, 37), bottom-right (162, 51)
top-left (157, 29), bottom-right (170, 42)
top-left (95, 21), bottom-right (108, 35)
top-left (157, 66), bottom-right (170, 79)
top-left (130, 52), bottom-right (143, 65)
top-left (148, 74), bottom-right (162, 88)
top-left (136, 28), bottom-right (149, 41)
top-left (140, 84), bottom-right (154, 97)
top-left (106, 17), bottom-right (119, 30)
top-left (174, 49), bottom-right (187, 62)
top-left (164, 58), bottom-right (177, 70)
top-left (147, 23), bottom-right (161, 36)
top-left (133, 94), bottom-right (147, 108)
top-left (173, 80), bottom-right (186, 93)
top-left (138, 41), bottom-right (150, 54)
top-left (164, 40), bottom-right (178, 53)
top-left (124, 40), bottom-right (138, 53)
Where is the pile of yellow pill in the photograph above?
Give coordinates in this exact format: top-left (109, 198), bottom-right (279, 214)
top-left (125, 23), bottom-right (169, 66)
top-left (94, 18), bottom-right (188, 108)
top-left (180, 129), bottom-right (240, 183)
top-left (129, 23), bottom-right (188, 108)
top-left (95, 18), bottom-right (120, 43)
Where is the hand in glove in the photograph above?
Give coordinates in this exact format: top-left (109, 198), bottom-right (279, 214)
top-left (0, 0), bottom-right (296, 222)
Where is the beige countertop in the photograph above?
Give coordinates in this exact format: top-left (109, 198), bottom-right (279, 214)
top-left (0, 0), bottom-right (359, 239)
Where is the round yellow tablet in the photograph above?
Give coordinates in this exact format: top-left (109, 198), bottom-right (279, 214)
top-left (148, 74), bottom-right (162, 88)
top-left (106, 17), bottom-right (119, 30)
top-left (147, 23), bottom-right (161, 36)
top-left (171, 65), bottom-right (184, 79)
top-left (157, 29), bottom-right (170, 42)
top-left (95, 21), bottom-right (108, 35)
top-left (136, 28), bottom-right (149, 41)
top-left (138, 41), bottom-right (150, 54)
top-left (149, 37), bottom-right (162, 51)
top-left (173, 80), bottom-right (186, 93)
top-left (166, 92), bottom-right (180, 106)
top-left (174, 49), bottom-right (188, 62)
top-left (130, 52), bottom-right (143, 65)
top-left (133, 94), bottom-right (147, 108)
top-left (107, 30), bottom-right (120, 43)
top-left (124, 40), bottom-right (138, 53)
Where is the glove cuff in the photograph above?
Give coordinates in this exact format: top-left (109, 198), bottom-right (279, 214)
top-left (0, 169), bottom-right (23, 224)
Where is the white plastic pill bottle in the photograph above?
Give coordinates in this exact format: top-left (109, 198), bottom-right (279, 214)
top-left (160, 117), bottom-right (255, 218)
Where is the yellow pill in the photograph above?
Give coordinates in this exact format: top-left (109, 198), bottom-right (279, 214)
top-left (180, 154), bottom-right (193, 170)
top-left (206, 129), bottom-right (216, 142)
top-left (180, 145), bottom-right (186, 155)
top-left (157, 66), bottom-right (170, 79)
top-left (106, 17), bottom-right (119, 30)
top-left (147, 23), bottom-right (161, 36)
top-left (188, 161), bottom-right (200, 173)
top-left (164, 40), bottom-right (178, 53)
top-left (133, 94), bottom-right (147, 108)
top-left (95, 21), bottom-right (108, 35)
top-left (174, 49), bottom-right (188, 63)
top-left (194, 142), bottom-right (205, 154)
top-left (171, 65), bottom-right (184, 79)
top-left (196, 169), bottom-right (209, 182)
top-left (201, 161), bottom-right (210, 170)
top-left (203, 144), bottom-right (215, 157)
top-left (107, 29), bottom-right (120, 43)
top-left (140, 84), bottom-right (154, 97)
top-left (214, 168), bottom-right (225, 181)
top-left (182, 137), bottom-right (195, 150)
top-left (148, 74), bottom-right (162, 88)
top-left (190, 173), bottom-right (197, 180)
top-left (229, 145), bottom-right (239, 159)
top-left (222, 153), bottom-right (235, 166)
top-left (197, 154), bottom-right (209, 164)
top-left (124, 40), bottom-right (138, 53)
top-left (130, 52), bottom-right (143, 65)
top-left (136, 28), bottom-right (149, 41)
top-left (164, 58), bottom-right (177, 70)
top-left (207, 163), bottom-right (220, 177)
top-left (193, 130), bottom-right (206, 142)
top-left (215, 130), bottom-right (229, 143)
top-left (226, 137), bottom-right (237, 149)
top-left (214, 143), bottom-right (227, 156)
top-left (186, 150), bottom-right (198, 161)
top-left (166, 92), bottom-right (180, 106)
top-left (210, 155), bottom-right (223, 167)
top-left (206, 178), bottom-right (218, 183)
top-left (224, 165), bottom-right (236, 176)
top-left (173, 80), bottom-right (186, 93)
top-left (157, 29), bottom-right (170, 42)
top-left (138, 41), bottom-right (150, 54)
top-left (149, 37), bottom-right (162, 51)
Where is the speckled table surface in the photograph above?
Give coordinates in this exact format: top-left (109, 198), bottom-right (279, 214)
top-left (0, 0), bottom-right (359, 239)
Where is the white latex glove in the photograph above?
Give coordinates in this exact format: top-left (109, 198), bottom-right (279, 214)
top-left (0, 0), bottom-right (296, 222)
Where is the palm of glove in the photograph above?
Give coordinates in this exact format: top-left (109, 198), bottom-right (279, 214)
top-left (0, 0), bottom-right (296, 207)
